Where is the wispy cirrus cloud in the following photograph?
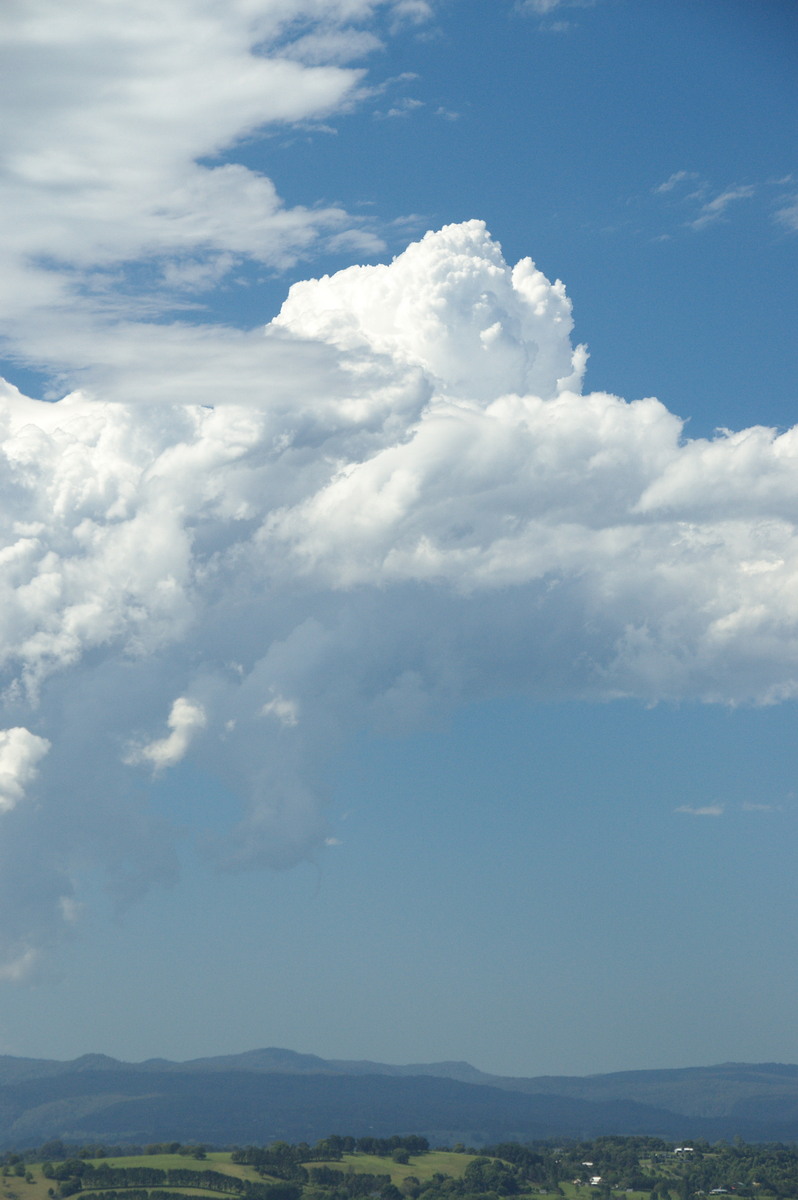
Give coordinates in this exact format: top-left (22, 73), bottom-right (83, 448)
top-left (651, 172), bottom-right (756, 230)
top-left (689, 186), bottom-right (756, 231)
top-left (652, 170), bottom-right (700, 195)
top-left (775, 194), bottom-right (798, 232)
top-left (675, 801), bottom-right (787, 816)
top-left (516, 0), bottom-right (590, 12)
top-left (375, 96), bottom-right (425, 119)
top-left (650, 171), bottom-right (798, 238)
top-left (514, 0), bottom-right (596, 26)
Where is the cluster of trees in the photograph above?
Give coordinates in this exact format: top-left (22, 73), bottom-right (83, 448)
top-left (1, 1156), bottom-right (31, 1179)
top-left (383, 1159), bottom-right (526, 1200)
top-left (32, 1145), bottom-right (206, 1165)
top-left (231, 1146), bottom-right (315, 1182)
top-left (307, 1170), bottom-right (396, 1199)
top-left (0, 1153), bottom-right (33, 1185)
top-left (60, 1191), bottom-right (255, 1200)
top-left (231, 1139), bottom-right (429, 1180)
top-left (348, 1142), bottom-right (430, 1161)
top-left (472, 1137), bottom-right (798, 1200)
top-left (658, 1142), bottom-right (798, 1199)
top-left (64, 1190), bottom-right (300, 1200)
top-left (344, 1138), bottom-right (798, 1200)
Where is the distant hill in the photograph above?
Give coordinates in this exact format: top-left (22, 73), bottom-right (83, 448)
top-left (1, 1051), bottom-right (798, 1148)
top-left (145, 1051), bottom-right (798, 1126)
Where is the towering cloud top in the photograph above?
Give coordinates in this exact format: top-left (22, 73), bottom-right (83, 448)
top-left (274, 221), bottom-right (585, 401)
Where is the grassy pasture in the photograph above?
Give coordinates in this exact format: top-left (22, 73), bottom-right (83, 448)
top-left (1, 1164), bottom-right (55, 1200)
top-left (302, 1153), bottom-right (479, 1184)
top-left (85, 1157), bottom-right (260, 1178)
top-left (83, 1156), bottom-right (276, 1187)
top-left (86, 1158), bottom-right (197, 1173)
top-left (557, 1187), bottom-right (651, 1200)
top-left (45, 1153), bottom-right (280, 1200)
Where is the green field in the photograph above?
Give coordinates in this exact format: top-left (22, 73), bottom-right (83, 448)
top-left (87, 1156), bottom-right (269, 1184)
top-left (0, 1154), bottom-right (677, 1200)
top-left (302, 1153), bottom-right (479, 1184)
top-left (13, 1150), bottom-right (482, 1200)
top-left (1, 1163), bottom-right (56, 1200)
top-left (17, 1153), bottom-right (282, 1200)
top-left (0, 1150), bottom-right (480, 1200)
top-left (557, 1186), bottom-right (651, 1200)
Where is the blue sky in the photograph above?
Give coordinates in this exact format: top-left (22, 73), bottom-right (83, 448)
top-left (0, 0), bottom-right (796, 1079)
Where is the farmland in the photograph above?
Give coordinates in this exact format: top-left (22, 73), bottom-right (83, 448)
top-left (3, 1134), bottom-right (798, 1200)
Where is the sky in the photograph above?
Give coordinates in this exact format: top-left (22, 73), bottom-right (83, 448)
top-left (0, 0), bottom-right (796, 1080)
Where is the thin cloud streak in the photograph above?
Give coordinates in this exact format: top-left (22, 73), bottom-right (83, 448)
top-left (653, 171), bottom-right (699, 195)
top-left (689, 186), bottom-right (756, 231)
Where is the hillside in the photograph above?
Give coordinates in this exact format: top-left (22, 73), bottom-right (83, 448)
top-left (0, 1054), bottom-right (797, 1148)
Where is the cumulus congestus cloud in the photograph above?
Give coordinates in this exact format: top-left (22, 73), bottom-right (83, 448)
top-left (2, 220), bottom-right (798, 972)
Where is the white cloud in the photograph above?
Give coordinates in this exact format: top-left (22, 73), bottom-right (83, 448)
top-left (281, 27), bottom-right (383, 67)
top-left (1, 1), bottom-right (797, 980)
top-left (0, 0), bottom-right (424, 392)
top-left (389, 0), bottom-right (434, 25)
top-left (262, 694), bottom-right (300, 728)
top-left (126, 697), bottom-right (207, 772)
top-left (272, 221), bottom-right (585, 403)
top-left (0, 728), bottom-right (50, 812)
top-left (3, 220), bottom-right (798, 949)
top-left (675, 805), bottom-right (725, 817)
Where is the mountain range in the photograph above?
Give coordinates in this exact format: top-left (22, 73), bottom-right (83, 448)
top-left (1, 1049), bottom-right (798, 1149)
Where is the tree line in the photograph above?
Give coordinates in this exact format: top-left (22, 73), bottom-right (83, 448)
top-left (231, 1137), bottom-right (430, 1179)
top-left (43, 1163), bottom-right (300, 1200)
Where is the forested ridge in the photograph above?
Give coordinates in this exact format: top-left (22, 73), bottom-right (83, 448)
top-left (2, 1057), bottom-right (798, 1145)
